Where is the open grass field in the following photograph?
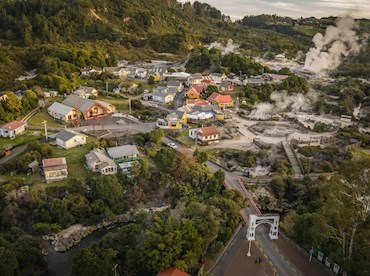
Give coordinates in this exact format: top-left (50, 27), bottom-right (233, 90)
top-left (98, 96), bottom-right (130, 112)
top-left (28, 111), bottom-right (64, 128)
top-left (0, 130), bottom-right (43, 149)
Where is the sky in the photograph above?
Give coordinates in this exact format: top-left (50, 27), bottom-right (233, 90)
top-left (180, 0), bottom-right (370, 20)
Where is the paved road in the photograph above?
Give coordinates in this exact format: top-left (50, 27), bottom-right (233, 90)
top-left (0, 145), bottom-right (27, 164)
top-left (73, 122), bottom-right (157, 133)
top-left (173, 89), bottom-right (186, 109)
top-left (163, 137), bottom-right (299, 276)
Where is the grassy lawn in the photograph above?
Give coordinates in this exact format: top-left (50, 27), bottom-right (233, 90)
top-left (350, 147), bottom-right (370, 160)
top-left (0, 130), bottom-right (43, 149)
top-left (28, 111), bottom-right (64, 128)
top-left (294, 25), bottom-right (323, 36)
top-left (98, 96), bottom-right (130, 112)
top-left (52, 138), bottom-right (96, 180)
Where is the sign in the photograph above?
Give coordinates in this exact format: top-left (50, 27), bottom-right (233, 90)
top-left (325, 257), bottom-right (331, 268)
top-left (333, 264), bottom-right (340, 274)
top-left (317, 251), bottom-right (324, 262)
top-left (309, 248), bottom-right (315, 255)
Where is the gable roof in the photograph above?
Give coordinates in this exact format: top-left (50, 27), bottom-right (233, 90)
top-left (189, 85), bottom-right (204, 93)
top-left (55, 129), bottom-right (85, 142)
top-left (167, 80), bottom-right (181, 87)
top-left (42, 157), bottom-right (67, 172)
top-left (199, 126), bottom-right (219, 136)
top-left (0, 120), bottom-right (25, 130)
top-left (186, 87), bottom-right (200, 96)
top-left (85, 148), bottom-right (116, 169)
top-left (107, 145), bottom-right (139, 159)
top-left (207, 92), bottom-right (220, 101)
top-left (77, 86), bottom-right (96, 93)
top-left (190, 73), bottom-right (203, 80)
top-left (62, 94), bottom-right (110, 113)
top-left (216, 95), bottom-right (233, 104)
top-left (157, 268), bottom-right (190, 276)
top-left (48, 102), bottom-right (75, 116)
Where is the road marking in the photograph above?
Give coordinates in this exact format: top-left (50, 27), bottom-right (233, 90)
top-left (264, 253), bottom-right (268, 258)
top-left (280, 254), bottom-right (285, 259)
top-left (269, 260), bottom-right (273, 266)
top-left (256, 241), bottom-right (260, 245)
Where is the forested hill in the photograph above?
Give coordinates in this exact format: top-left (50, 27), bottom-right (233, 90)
top-left (0, 0), bottom-right (311, 89)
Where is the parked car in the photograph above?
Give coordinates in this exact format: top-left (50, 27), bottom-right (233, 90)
top-left (167, 142), bottom-right (177, 149)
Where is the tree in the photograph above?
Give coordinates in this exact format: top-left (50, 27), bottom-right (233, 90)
top-left (3, 92), bottom-right (22, 115)
top-left (72, 247), bottom-right (116, 276)
top-left (148, 128), bottom-right (164, 144)
top-left (148, 75), bottom-right (155, 85)
top-left (154, 148), bottom-right (177, 171)
top-left (0, 236), bottom-right (18, 276)
top-left (270, 177), bottom-right (285, 199)
top-left (90, 175), bottom-right (123, 207)
top-left (193, 149), bottom-right (208, 164)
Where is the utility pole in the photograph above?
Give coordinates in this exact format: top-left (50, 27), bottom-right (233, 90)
top-left (129, 97), bottom-right (132, 114)
top-left (112, 264), bottom-right (118, 276)
top-left (247, 239), bottom-right (252, 256)
top-left (42, 120), bottom-right (48, 140)
top-left (106, 81), bottom-right (109, 93)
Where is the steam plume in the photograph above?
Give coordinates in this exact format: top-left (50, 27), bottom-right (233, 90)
top-left (208, 39), bottom-right (239, 55)
top-left (249, 90), bottom-right (317, 119)
top-left (304, 17), bottom-right (363, 73)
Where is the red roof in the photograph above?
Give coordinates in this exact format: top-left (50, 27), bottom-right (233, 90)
top-left (201, 79), bottom-right (213, 84)
top-left (186, 87), bottom-right (200, 96)
top-left (216, 95), bottom-right (233, 104)
top-left (157, 268), bottom-right (190, 276)
top-left (0, 120), bottom-right (25, 130)
top-left (42, 158), bottom-right (68, 172)
top-left (185, 99), bottom-right (209, 106)
top-left (207, 92), bottom-right (220, 101)
top-left (199, 126), bottom-right (219, 136)
top-left (189, 85), bottom-right (204, 93)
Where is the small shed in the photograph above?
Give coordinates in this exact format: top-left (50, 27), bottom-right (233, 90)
top-left (28, 160), bottom-right (40, 173)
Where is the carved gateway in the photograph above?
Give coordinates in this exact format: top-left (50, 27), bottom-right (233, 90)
top-left (246, 214), bottom-right (280, 241)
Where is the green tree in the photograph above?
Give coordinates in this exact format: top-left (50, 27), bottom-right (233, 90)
top-left (72, 247), bottom-right (116, 276)
top-left (148, 128), bottom-right (164, 144)
top-left (3, 91), bottom-right (22, 115)
top-left (0, 236), bottom-right (18, 276)
top-left (154, 148), bottom-right (177, 171)
top-left (193, 149), bottom-right (208, 163)
top-left (90, 175), bottom-right (123, 207)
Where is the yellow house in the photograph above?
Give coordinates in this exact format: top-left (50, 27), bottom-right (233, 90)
top-left (186, 88), bottom-right (200, 100)
top-left (156, 112), bottom-right (187, 129)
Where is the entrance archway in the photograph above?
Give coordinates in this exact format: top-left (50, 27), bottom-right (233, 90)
top-left (246, 214), bottom-right (280, 256)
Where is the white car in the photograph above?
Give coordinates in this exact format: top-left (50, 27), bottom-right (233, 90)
top-left (167, 143), bottom-right (177, 149)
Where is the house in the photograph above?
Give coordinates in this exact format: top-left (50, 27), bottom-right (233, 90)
top-left (28, 160), bottom-right (39, 173)
top-left (189, 126), bottom-right (220, 146)
top-left (243, 78), bottom-right (265, 85)
top-left (152, 92), bottom-right (175, 104)
top-left (167, 80), bottom-right (183, 93)
top-left (148, 66), bottom-right (167, 81)
top-left (156, 112), bottom-right (187, 129)
top-left (219, 81), bottom-right (235, 93)
top-left (107, 145), bottom-right (139, 173)
top-left (187, 73), bottom-right (203, 85)
top-left (153, 86), bottom-right (170, 94)
top-left (73, 86), bottom-right (98, 99)
top-left (163, 72), bottom-right (191, 82)
top-left (185, 99), bottom-right (209, 107)
top-left (103, 67), bottom-right (129, 78)
top-left (42, 157), bottom-right (68, 183)
top-left (80, 67), bottom-right (103, 76)
top-left (200, 79), bottom-right (215, 88)
top-left (49, 91), bottom-right (59, 97)
top-left (43, 91), bottom-right (51, 98)
top-left (117, 60), bottom-right (129, 67)
top-left (85, 148), bottom-right (117, 175)
top-left (61, 94), bottom-right (115, 120)
top-left (209, 73), bottom-right (227, 84)
top-left (0, 121), bottom-right (26, 138)
top-left (118, 82), bottom-right (138, 93)
top-left (275, 54), bottom-right (286, 60)
top-left (262, 73), bottom-right (289, 83)
top-left (135, 68), bottom-right (147, 79)
top-left (48, 102), bottom-right (78, 123)
top-left (207, 93), bottom-right (233, 108)
top-left (157, 267), bottom-right (190, 276)
top-left (55, 129), bottom-right (87, 149)
top-left (186, 87), bottom-right (201, 100)
top-left (189, 85), bottom-right (204, 94)
top-left (0, 93), bottom-right (8, 102)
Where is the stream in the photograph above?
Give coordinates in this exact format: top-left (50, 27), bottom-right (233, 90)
top-left (45, 224), bottom-right (123, 276)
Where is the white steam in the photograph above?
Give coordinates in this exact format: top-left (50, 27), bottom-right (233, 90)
top-left (304, 17), bottom-right (363, 73)
top-left (249, 90), bottom-right (317, 119)
top-left (208, 39), bottom-right (239, 55)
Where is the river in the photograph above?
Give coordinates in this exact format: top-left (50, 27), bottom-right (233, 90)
top-left (45, 225), bottom-right (123, 276)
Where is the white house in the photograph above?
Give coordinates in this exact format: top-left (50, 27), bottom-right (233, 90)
top-left (187, 73), bottom-right (203, 85)
top-left (152, 92), bottom-right (175, 104)
top-left (153, 86), bottom-right (170, 94)
top-left (135, 68), bottom-right (147, 79)
top-left (167, 80), bottom-right (183, 93)
top-left (55, 129), bottom-right (87, 149)
top-left (73, 86), bottom-right (98, 99)
top-left (209, 73), bottom-right (227, 84)
top-left (0, 121), bottom-right (26, 138)
top-left (103, 67), bottom-right (129, 78)
top-left (85, 148), bottom-right (117, 175)
top-left (48, 102), bottom-right (78, 123)
top-left (107, 145), bottom-right (139, 173)
top-left (189, 126), bottom-right (220, 146)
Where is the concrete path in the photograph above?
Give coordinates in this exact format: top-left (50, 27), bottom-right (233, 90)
top-left (282, 142), bottom-right (304, 175)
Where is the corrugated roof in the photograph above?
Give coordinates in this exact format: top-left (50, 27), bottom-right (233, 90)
top-left (48, 102), bottom-right (75, 116)
top-left (107, 145), bottom-right (139, 159)
top-left (199, 126), bottom-right (219, 136)
top-left (42, 157), bottom-right (67, 172)
top-left (55, 129), bottom-right (85, 142)
top-left (85, 148), bottom-right (116, 168)
top-left (0, 120), bottom-right (25, 130)
top-left (157, 268), bottom-right (190, 276)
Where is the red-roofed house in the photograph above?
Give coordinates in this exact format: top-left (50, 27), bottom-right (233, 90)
top-left (0, 120), bottom-right (26, 138)
top-left (189, 85), bottom-right (204, 94)
top-left (157, 267), bottom-right (190, 276)
top-left (186, 87), bottom-right (200, 100)
top-left (185, 99), bottom-right (209, 107)
top-left (42, 157), bottom-right (68, 183)
top-left (200, 79), bottom-right (215, 89)
top-left (207, 93), bottom-right (233, 108)
top-left (220, 81), bottom-right (236, 93)
top-left (189, 126), bottom-right (220, 146)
